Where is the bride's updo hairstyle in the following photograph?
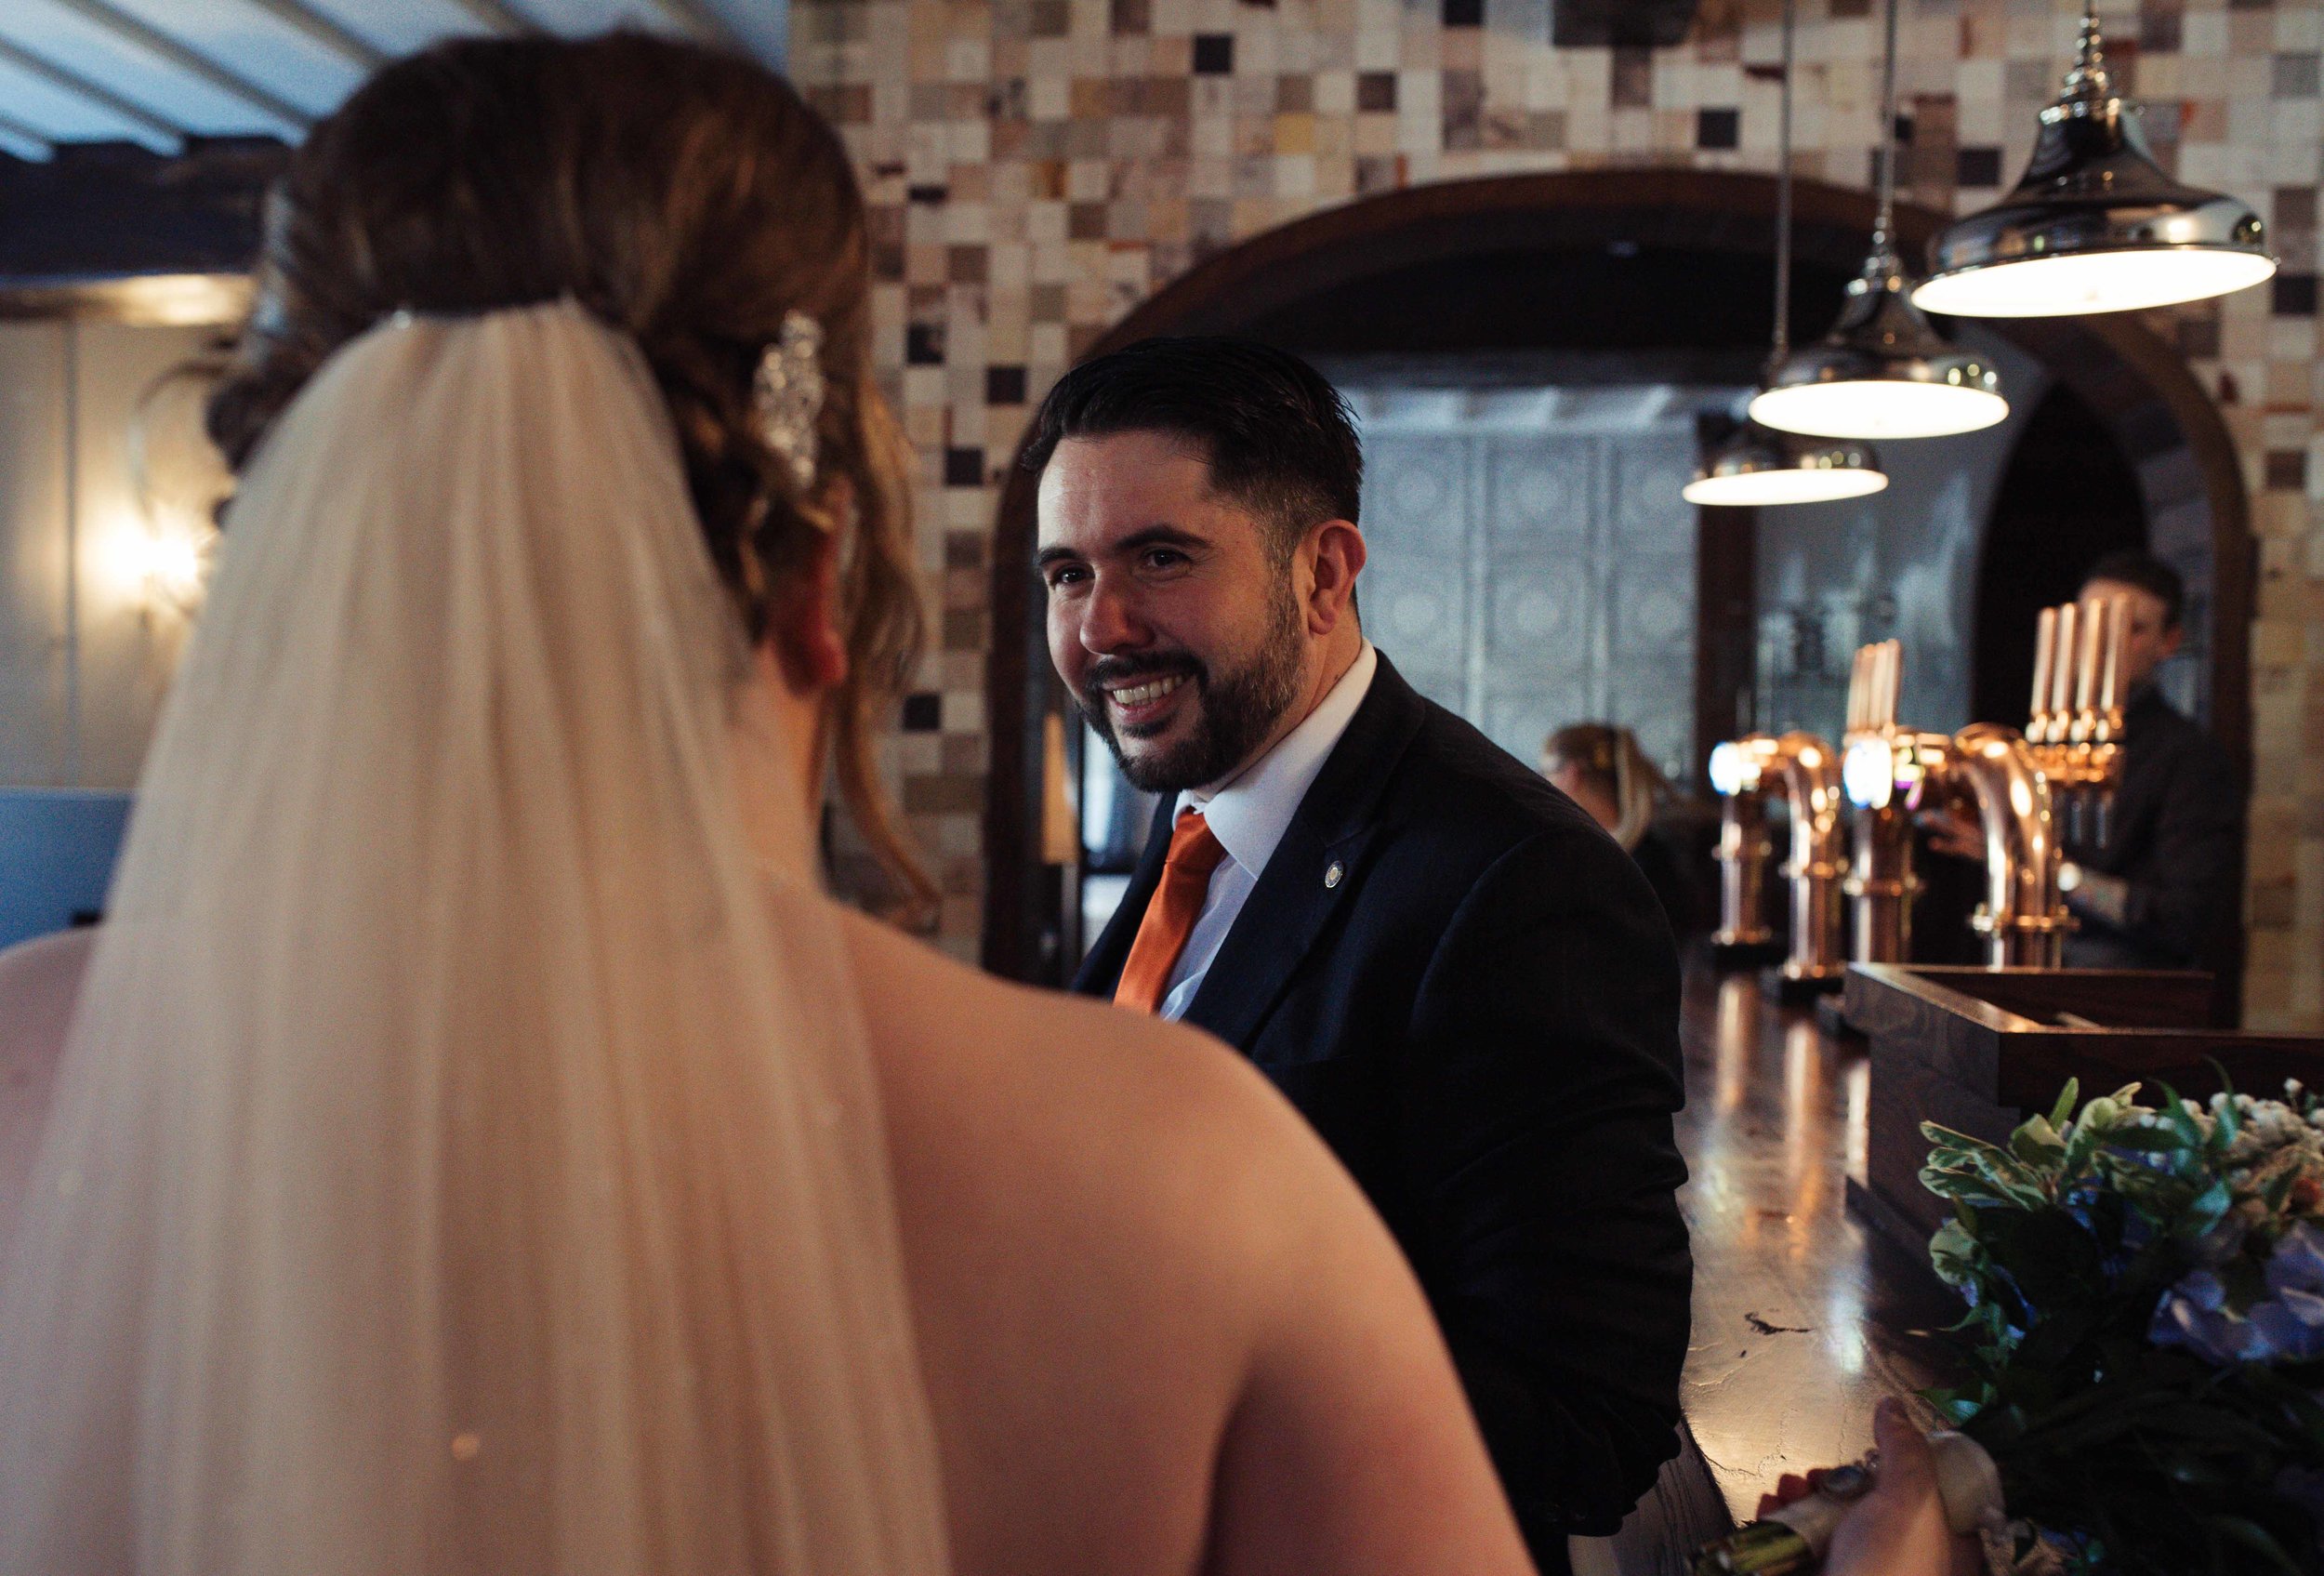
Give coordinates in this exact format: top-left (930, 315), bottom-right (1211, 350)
top-left (207, 31), bottom-right (930, 910)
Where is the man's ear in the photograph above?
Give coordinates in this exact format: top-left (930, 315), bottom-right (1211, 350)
top-left (770, 527), bottom-right (850, 696)
top-left (1303, 518), bottom-right (1367, 636)
top-left (2159, 621), bottom-right (2186, 660)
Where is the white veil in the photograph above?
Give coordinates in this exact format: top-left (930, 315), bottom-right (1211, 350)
top-left (0, 301), bottom-right (953, 1576)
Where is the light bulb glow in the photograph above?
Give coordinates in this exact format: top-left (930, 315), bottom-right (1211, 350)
top-left (1683, 467), bottom-right (1890, 506)
top-left (1749, 380), bottom-right (2011, 440)
top-left (1708, 741), bottom-right (1756, 797)
top-left (1912, 247), bottom-right (2277, 317)
top-left (1843, 738), bottom-right (1898, 809)
top-left (99, 512), bottom-right (216, 612)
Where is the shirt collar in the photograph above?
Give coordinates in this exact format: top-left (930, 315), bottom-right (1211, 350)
top-left (1177, 642), bottom-right (1378, 880)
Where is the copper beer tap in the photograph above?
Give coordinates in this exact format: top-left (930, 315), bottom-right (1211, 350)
top-left (1710, 731), bottom-right (1850, 991)
top-left (1839, 599), bottom-right (2130, 968)
top-left (1838, 640), bottom-right (1917, 965)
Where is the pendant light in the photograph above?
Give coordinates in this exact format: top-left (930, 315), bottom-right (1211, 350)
top-left (1749, 0), bottom-right (2007, 440)
top-left (1683, 422), bottom-right (1888, 505)
top-left (1912, 6), bottom-right (2274, 317)
top-left (1687, 0), bottom-right (1888, 508)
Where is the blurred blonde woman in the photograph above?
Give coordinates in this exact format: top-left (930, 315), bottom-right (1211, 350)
top-left (1540, 724), bottom-right (1701, 936)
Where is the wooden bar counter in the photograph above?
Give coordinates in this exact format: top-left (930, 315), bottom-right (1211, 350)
top-left (1670, 956), bottom-right (1958, 1530)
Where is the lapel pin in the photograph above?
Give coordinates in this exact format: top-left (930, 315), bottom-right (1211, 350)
top-left (1324, 859), bottom-right (1344, 889)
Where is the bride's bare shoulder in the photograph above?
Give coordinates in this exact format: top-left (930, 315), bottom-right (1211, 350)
top-left (834, 908), bottom-right (1324, 1192)
top-left (0, 927), bottom-right (95, 1075)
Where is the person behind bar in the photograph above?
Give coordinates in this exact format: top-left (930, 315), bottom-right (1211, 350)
top-left (1539, 723), bottom-right (1706, 938)
top-left (1034, 337), bottom-right (1693, 1571)
top-left (1927, 549), bottom-right (2244, 975)
top-left (2060, 550), bottom-right (2245, 973)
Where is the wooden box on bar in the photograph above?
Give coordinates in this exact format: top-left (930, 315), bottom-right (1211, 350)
top-left (1844, 965), bottom-right (2324, 1252)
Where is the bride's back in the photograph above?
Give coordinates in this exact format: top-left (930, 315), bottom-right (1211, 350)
top-left (0, 904), bottom-right (1525, 1576)
top-left (838, 910), bottom-right (1525, 1576)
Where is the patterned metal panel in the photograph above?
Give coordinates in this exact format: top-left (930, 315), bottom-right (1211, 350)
top-left (1358, 417), bottom-right (1697, 782)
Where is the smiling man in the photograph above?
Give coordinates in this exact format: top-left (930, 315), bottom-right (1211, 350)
top-left (1028, 337), bottom-right (1692, 1572)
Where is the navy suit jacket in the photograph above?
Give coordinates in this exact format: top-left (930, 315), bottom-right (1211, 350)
top-left (1074, 654), bottom-right (1692, 1566)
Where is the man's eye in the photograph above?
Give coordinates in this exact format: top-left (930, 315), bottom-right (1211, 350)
top-left (1045, 565), bottom-right (1089, 590)
top-left (1142, 549), bottom-right (1186, 569)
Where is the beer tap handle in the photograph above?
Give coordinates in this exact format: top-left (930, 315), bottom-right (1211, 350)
top-left (2097, 595), bottom-right (2126, 723)
top-left (1878, 641), bottom-right (1900, 733)
top-left (2073, 597), bottom-right (2104, 739)
top-left (2029, 605), bottom-right (2059, 744)
top-left (2048, 602), bottom-right (2080, 748)
top-left (1846, 646), bottom-right (1866, 735)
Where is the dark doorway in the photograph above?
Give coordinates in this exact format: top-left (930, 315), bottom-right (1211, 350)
top-left (1970, 385), bottom-right (2149, 728)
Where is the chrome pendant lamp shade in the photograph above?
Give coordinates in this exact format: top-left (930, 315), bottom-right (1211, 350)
top-left (1686, 0), bottom-right (1889, 507)
top-left (1748, 0), bottom-right (2008, 439)
top-left (1684, 423), bottom-right (1889, 506)
top-left (1748, 242), bottom-right (2009, 438)
top-left (1912, 8), bottom-right (2274, 317)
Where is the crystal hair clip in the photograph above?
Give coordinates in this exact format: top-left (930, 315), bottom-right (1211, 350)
top-left (754, 311), bottom-right (826, 495)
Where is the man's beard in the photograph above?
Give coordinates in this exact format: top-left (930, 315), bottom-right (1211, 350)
top-left (1080, 581), bottom-right (1308, 795)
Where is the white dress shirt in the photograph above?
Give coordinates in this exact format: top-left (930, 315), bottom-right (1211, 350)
top-left (1155, 642), bottom-right (1379, 1021)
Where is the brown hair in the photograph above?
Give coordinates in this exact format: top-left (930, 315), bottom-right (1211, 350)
top-left (205, 31), bottom-right (931, 916)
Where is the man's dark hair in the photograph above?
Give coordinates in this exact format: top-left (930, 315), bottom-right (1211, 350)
top-left (2082, 549), bottom-right (2185, 630)
top-left (1020, 337), bottom-right (1362, 556)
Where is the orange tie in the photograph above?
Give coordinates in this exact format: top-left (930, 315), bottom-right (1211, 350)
top-left (1114, 808), bottom-right (1229, 1014)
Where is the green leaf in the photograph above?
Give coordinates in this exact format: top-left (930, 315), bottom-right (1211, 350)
top-left (2160, 1080), bottom-right (2208, 1151)
top-left (2011, 1115), bottom-right (2069, 1169)
top-left (2050, 1078), bottom-right (2083, 1131)
top-left (2106, 1126), bottom-right (2194, 1153)
top-left (2204, 1514), bottom-right (2305, 1576)
top-left (2212, 1087), bottom-right (2242, 1145)
top-left (2185, 1177), bottom-right (2236, 1236)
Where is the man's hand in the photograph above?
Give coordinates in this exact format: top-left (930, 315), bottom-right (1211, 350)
top-left (1915, 805), bottom-right (1985, 862)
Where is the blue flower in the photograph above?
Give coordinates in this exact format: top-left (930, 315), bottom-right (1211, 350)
top-left (2266, 1222), bottom-right (2324, 1294)
top-left (2151, 1224), bottom-right (2324, 1366)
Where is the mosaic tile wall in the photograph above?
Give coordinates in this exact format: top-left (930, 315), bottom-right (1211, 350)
top-left (793, 0), bottom-right (2324, 1029)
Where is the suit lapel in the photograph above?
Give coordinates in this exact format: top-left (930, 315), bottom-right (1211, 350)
top-left (1183, 654), bottom-right (1430, 1052)
top-left (1070, 792), bottom-right (1176, 997)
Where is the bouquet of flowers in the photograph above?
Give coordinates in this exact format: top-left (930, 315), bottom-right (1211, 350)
top-left (1921, 1077), bottom-right (2324, 1574)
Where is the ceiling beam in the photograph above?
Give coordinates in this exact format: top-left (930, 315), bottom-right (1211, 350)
top-left (0, 33), bottom-right (190, 146)
top-left (233, 0), bottom-right (388, 71)
top-left (46, 0), bottom-right (315, 130)
top-left (443, 0), bottom-right (539, 35)
top-left (0, 109), bottom-right (59, 160)
top-left (641, 0), bottom-right (746, 50)
top-left (0, 137), bottom-right (286, 289)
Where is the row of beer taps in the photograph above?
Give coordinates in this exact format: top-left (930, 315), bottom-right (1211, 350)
top-left (1710, 595), bottom-right (2132, 980)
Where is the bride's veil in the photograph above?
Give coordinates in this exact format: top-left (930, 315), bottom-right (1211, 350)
top-left (0, 301), bottom-right (952, 1575)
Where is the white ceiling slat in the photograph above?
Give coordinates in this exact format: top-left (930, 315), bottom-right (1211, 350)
top-left (11, 0), bottom-right (287, 137)
top-left (46, 0), bottom-right (316, 128)
top-left (637, 0), bottom-right (742, 49)
top-left (0, 33), bottom-right (191, 146)
top-left (0, 110), bottom-right (59, 160)
top-left (439, 0), bottom-right (537, 36)
top-left (98, 0), bottom-right (366, 120)
top-left (0, 0), bottom-right (789, 166)
top-left (235, 0), bottom-right (389, 68)
top-left (0, 53), bottom-right (174, 147)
